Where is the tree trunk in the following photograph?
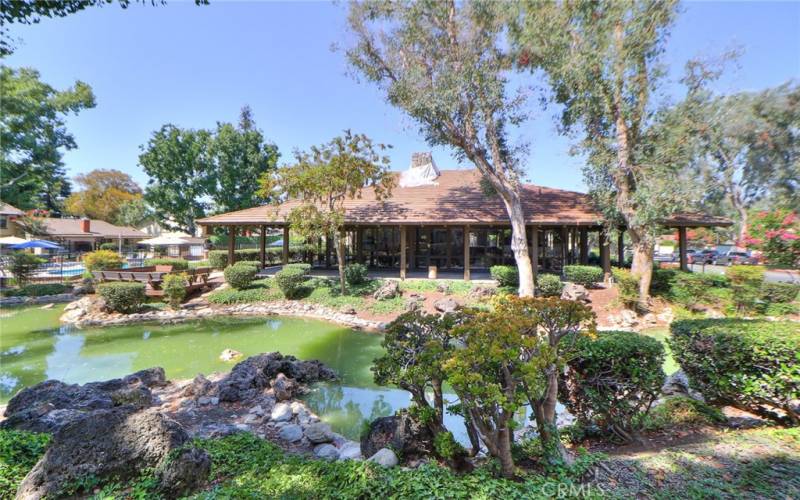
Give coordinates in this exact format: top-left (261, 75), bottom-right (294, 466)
top-left (737, 205), bottom-right (748, 245)
top-left (496, 427), bottom-right (516, 479)
top-left (498, 190), bottom-right (535, 297)
top-left (629, 229), bottom-right (654, 311)
top-left (336, 231), bottom-right (346, 294)
top-left (530, 370), bottom-right (574, 467)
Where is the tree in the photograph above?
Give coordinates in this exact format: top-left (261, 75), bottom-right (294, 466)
top-left (139, 125), bottom-right (214, 234)
top-left (0, 66), bottom-right (95, 212)
top-left (259, 130), bottom-right (394, 294)
top-left (511, 0), bottom-right (687, 308)
top-left (682, 75), bottom-right (800, 242)
top-left (209, 106), bottom-right (280, 213)
top-left (64, 169), bottom-right (142, 222)
top-left (346, 0), bottom-right (537, 297)
top-left (114, 197), bottom-right (154, 228)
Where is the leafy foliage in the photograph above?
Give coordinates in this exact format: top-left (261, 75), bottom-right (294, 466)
top-left (63, 169), bottom-right (142, 222)
top-left (344, 263), bottom-right (369, 286)
top-left (224, 263), bottom-right (257, 290)
top-left (0, 66), bottom-right (95, 212)
top-left (3, 283), bottom-right (67, 297)
top-left (97, 282), bottom-right (146, 313)
top-left (6, 252), bottom-right (45, 286)
top-left (490, 265), bottom-right (519, 288)
top-left (0, 430), bottom-right (50, 499)
top-left (83, 250), bottom-right (124, 272)
top-left (641, 396), bottom-right (726, 432)
top-left (536, 274), bottom-right (563, 297)
top-left (612, 268), bottom-right (639, 309)
top-left (563, 265), bottom-right (604, 288)
top-left (745, 209), bottom-right (800, 267)
top-left (761, 282), bottom-right (800, 304)
top-left (274, 266), bottom-right (309, 299)
top-left (726, 265), bottom-right (765, 313)
top-left (162, 272), bottom-right (188, 309)
top-left (206, 279), bottom-right (282, 305)
top-left (559, 331), bottom-right (666, 442)
top-left (669, 318), bottom-right (800, 425)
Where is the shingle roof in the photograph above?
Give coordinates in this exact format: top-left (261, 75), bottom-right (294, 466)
top-left (197, 169), bottom-right (605, 227)
top-left (40, 218), bottom-right (147, 238)
top-left (0, 202), bottom-right (24, 216)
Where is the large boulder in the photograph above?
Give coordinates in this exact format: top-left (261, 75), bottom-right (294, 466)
top-left (16, 408), bottom-right (209, 499)
top-left (360, 411), bottom-right (434, 460)
top-left (373, 281), bottom-right (400, 300)
top-left (561, 282), bottom-right (590, 303)
top-left (467, 286), bottom-right (495, 301)
top-left (2, 368), bottom-right (165, 433)
top-left (216, 352), bottom-right (336, 403)
top-left (433, 297), bottom-right (459, 313)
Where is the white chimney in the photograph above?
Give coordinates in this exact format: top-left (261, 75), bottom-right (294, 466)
top-left (399, 152), bottom-right (440, 187)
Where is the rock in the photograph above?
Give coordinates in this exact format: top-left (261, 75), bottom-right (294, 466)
top-left (249, 405), bottom-right (264, 416)
top-left (279, 423), bottom-right (303, 442)
top-left (220, 348), bottom-right (243, 362)
top-left (338, 441), bottom-right (363, 460)
top-left (16, 408), bottom-right (209, 499)
top-left (373, 281), bottom-right (400, 300)
top-left (183, 374), bottom-right (214, 398)
top-left (433, 297), bottom-right (459, 313)
top-left (436, 282), bottom-right (450, 294)
top-left (271, 402), bottom-right (293, 422)
top-left (705, 309), bottom-right (725, 319)
top-left (304, 422), bottom-right (334, 444)
top-left (642, 312), bottom-right (658, 326)
top-left (619, 309), bottom-right (639, 328)
top-left (661, 369), bottom-right (704, 401)
top-left (2, 368), bottom-right (165, 433)
top-left (467, 286), bottom-right (495, 300)
top-left (59, 295), bottom-right (105, 323)
top-left (405, 297), bottom-right (424, 312)
top-left (657, 307), bottom-right (675, 324)
top-left (314, 443), bottom-right (339, 460)
top-left (360, 412), bottom-right (433, 460)
top-left (367, 448), bottom-right (398, 468)
top-left (197, 396), bottom-right (219, 406)
top-left (217, 352), bottom-right (336, 403)
top-left (39, 303), bottom-right (54, 309)
top-left (561, 282), bottom-right (590, 303)
top-left (242, 413), bottom-right (261, 424)
top-left (340, 306), bottom-right (357, 315)
top-left (271, 372), bottom-right (295, 401)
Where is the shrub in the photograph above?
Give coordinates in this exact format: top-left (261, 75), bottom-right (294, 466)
top-left (208, 250), bottom-right (228, 269)
top-left (563, 265), bottom-right (603, 287)
top-left (0, 429), bottom-right (50, 498)
top-left (224, 263), bottom-right (257, 290)
top-left (7, 283), bottom-right (68, 297)
top-left (761, 282), bottom-right (800, 304)
top-left (97, 282), bottom-right (146, 313)
top-left (612, 267), bottom-right (638, 308)
top-left (7, 252), bottom-right (45, 286)
top-left (650, 268), bottom-right (678, 296)
top-left (344, 263), bottom-right (369, 286)
top-left (99, 242), bottom-right (118, 251)
top-left (536, 273), bottom-right (563, 297)
top-left (726, 265), bottom-right (765, 313)
top-left (669, 318), bottom-right (800, 425)
top-left (642, 396), bottom-right (726, 431)
top-left (274, 266), bottom-right (308, 299)
top-left (559, 331), bottom-right (665, 442)
top-left (83, 250), bottom-right (124, 272)
top-left (489, 265), bottom-right (518, 287)
top-left (236, 260), bottom-right (262, 269)
top-left (162, 273), bottom-right (188, 309)
top-left (765, 302), bottom-right (799, 316)
top-left (144, 258), bottom-right (189, 270)
top-left (283, 262), bottom-right (311, 273)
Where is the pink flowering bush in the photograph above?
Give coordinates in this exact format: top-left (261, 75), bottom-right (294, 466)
top-left (745, 210), bottom-right (800, 268)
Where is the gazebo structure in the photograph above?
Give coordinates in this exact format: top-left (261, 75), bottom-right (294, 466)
top-left (196, 154), bottom-right (731, 280)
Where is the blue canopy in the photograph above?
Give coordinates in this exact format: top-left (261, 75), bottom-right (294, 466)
top-left (9, 239), bottom-right (63, 250)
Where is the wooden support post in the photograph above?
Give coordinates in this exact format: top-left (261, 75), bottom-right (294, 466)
top-left (678, 226), bottom-right (688, 272)
top-left (356, 227), bottom-right (364, 264)
top-left (408, 227), bottom-right (416, 270)
top-left (530, 225), bottom-right (539, 284)
top-left (463, 225), bottom-right (471, 281)
top-left (227, 225), bottom-right (236, 267)
top-left (282, 225), bottom-right (289, 265)
top-left (259, 225), bottom-right (266, 268)
top-left (446, 227), bottom-right (453, 269)
top-left (579, 228), bottom-right (588, 264)
top-left (618, 230), bottom-right (625, 267)
top-left (325, 236), bottom-right (332, 268)
top-left (599, 230), bottom-right (611, 282)
top-left (399, 225), bottom-right (407, 280)
top-left (561, 226), bottom-right (569, 270)
top-left (426, 226), bottom-right (432, 268)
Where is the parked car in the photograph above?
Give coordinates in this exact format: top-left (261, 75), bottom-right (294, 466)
top-left (688, 249), bottom-right (718, 265)
top-left (715, 251), bottom-right (758, 266)
top-left (654, 252), bottom-right (676, 262)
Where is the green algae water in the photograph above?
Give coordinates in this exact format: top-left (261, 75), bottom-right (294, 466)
top-left (0, 305), bottom-right (418, 439)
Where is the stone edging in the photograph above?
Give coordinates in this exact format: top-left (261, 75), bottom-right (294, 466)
top-left (60, 297), bottom-right (386, 331)
top-left (0, 293), bottom-right (78, 307)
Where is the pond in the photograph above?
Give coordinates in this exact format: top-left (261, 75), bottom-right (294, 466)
top-left (0, 306), bottom-right (470, 441)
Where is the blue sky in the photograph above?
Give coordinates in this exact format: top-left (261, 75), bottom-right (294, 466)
top-left (5, 1), bottom-right (799, 193)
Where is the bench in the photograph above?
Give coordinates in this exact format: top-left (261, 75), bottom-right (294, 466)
top-left (93, 266), bottom-right (211, 297)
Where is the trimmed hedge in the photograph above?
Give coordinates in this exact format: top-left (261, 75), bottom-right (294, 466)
top-left (83, 250), bottom-right (124, 272)
top-left (490, 265), bottom-right (518, 287)
top-left (611, 267), bottom-right (638, 308)
top-left (97, 282), bottom-right (146, 313)
top-left (99, 242), bottom-right (118, 251)
top-left (563, 265), bottom-right (603, 287)
top-left (536, 273), bottom-right (563, 297)
top-left (144, 258), bottom-right (189, 271)
top-left (208, 245), bottom-right (315, 269)
top-left (345, 263), bottom-right (369, 286)
top-left (162, 273), bottom-right (188, 308)
top-left (650, 268), bottom-right (678, 296)
top-left (761, 282), bottom-right (800, 304)
top-left (669, 318), bottom-right (800, 425)
top-left (5, 283), bottom-right (68, 297)
top-left (224, 263), bottom-right (257, 290)
top-left (559, 331), bottom-right (666, 441)
top-left (274, 266), bottom-right (308, 299)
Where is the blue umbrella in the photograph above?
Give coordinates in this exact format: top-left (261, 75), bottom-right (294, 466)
top-left (9, 239), bottom-right (63, 250)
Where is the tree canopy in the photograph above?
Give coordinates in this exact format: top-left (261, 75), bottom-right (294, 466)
top-left (64, 169), bottom-right (143, 223)
top-left (0, 66), bottom-right (95, 212)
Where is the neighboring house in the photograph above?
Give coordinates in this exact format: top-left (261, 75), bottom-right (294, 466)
top-left (36, 218), bottom-right (147, 252)
top-left (0, 202), bottom-right (24, 238)
top-left (197, 153), bottom-right (733, 278)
